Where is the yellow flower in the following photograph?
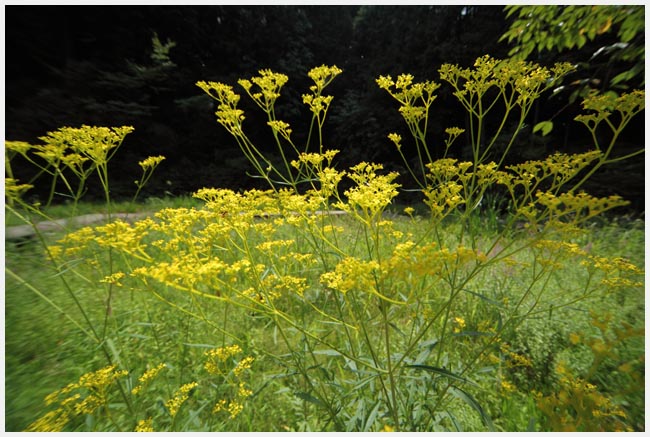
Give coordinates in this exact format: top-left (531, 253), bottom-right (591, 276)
top-left (165, 382), bottom-right (198, 417)
top-left (307, 65), bottom-right (343, 92)
top-left (233, 357), bottom-right (255, 377)
top-left (453, 316), bottom-right (466, 333)
top-left (238, 382), bottom-right (253, 398)
top-left (500, 379), bottom-right (516, 393)
top-left (444, 126), bottom-right (465, 136)
top-left (267, 120), bottom-right (292, 139)
top-left (320, 257), bottom-right (381, 295)
top-left (212, 399), bottom-right (228, 414)
top-left (132, 363), bottom-right (166, 395)
top-left (5, 178), bottom-right (33, 201)
top-left (100, 272), bottom-right (126, 287)
top-left (205, 345), bottom-right (244, 375)
top-left (25, 409), bottom-right (70, 432)
top-left (135, 417), bottom-right (154, 432)
top-left (28, 365), bottom-right (128, 431)
top-left (227, 401), bottom-right (244, 419)
top-left (5, 140), bottom-right (32, 156)
top-left (138, 155), bottom-right (166, 170)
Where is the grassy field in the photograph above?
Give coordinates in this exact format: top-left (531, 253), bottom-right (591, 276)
top-left (4, 196), bottom-right (644, 432)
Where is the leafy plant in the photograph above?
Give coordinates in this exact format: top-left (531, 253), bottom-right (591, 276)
top-left (6, 57), bottom-right (644, 431)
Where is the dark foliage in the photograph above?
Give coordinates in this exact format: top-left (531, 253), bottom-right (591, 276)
top-left (5, 5), bottom-right (644, 210)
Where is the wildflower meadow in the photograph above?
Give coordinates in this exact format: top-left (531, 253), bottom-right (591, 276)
top-left (5, 57), bottom-right (645, 431)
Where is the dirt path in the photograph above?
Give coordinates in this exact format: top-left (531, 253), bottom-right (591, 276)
top-left (5, 210), bottom-right (349, 241)
top-left (5, 212), bottom-right (153, 240)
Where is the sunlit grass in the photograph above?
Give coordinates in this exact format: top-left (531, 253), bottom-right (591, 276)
top-left (5, 202), bottom-right (644, 431)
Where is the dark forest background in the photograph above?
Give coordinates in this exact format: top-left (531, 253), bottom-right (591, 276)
top-left (5, 5), bottom-right (645, 211)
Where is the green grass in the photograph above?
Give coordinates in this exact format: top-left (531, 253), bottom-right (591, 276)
top-left (4, 199), bottom-right (645, 431)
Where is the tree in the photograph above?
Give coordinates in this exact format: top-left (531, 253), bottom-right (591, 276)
top-left (501, 6), bottom-right (644, 95)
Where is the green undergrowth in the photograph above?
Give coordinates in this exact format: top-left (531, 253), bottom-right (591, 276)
top-left (5, 208), bottom-right (644, 431)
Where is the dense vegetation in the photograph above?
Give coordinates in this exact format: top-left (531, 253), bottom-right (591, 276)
top-left (5, 5), bottom-right (645, 432)
top-left (5, 5), bottom-right (645, 209)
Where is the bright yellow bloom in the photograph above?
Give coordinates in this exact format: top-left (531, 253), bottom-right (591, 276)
top-left (100, 272), bottom-right (126, 287)
top-left (165, 382), bottom-right (198, 417)
top-left (135, 417), bottom-right (154, 432)
top-left (24, 409), bottom-right (70, 432)
top-left (132, 363), bottom-right (166, 395)
top-left (233, 357), bottom-right (255, 377)
top-left (5, 140), bottom-right (32, 156)
top-left (238, 381), bottom-right (253, 398)
top-left (453, 317), bottom-right (466, 333)
top-left (138, 155), bottom-right (166, 170)
top-left (227, 401), bottom-right (244, 419)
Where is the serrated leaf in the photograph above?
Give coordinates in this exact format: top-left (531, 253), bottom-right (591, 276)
top-left (448, 386), bottom-right (495, 431)
top-left (533, 120), bottom-right (553, 136)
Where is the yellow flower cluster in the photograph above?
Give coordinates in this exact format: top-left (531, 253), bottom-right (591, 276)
top-left (307, 64), bottom-right (343, 93)
top-left (233, 357), bottom-right (255, 377)
top-left (5, 178), bottom-right (33, 202)
top-left (424, 181), bottom-right (465, 219)
top-left (500, 343), bottom-right (533, 368)
top-left (205, 344), bottom-right (242, 367)
top-left (196, 81), bottom-right (245, 136)
top-left (138, 155), bottom-right (166, 170)
top-left (320, 257), bottom-right (380, 295)
top-left (301, 65), bottom-right (342, 118)
top-left (376, 73), bottom-right (439, 126)
top-left (439, 55), bottom-right (573, 107)
top-left (238, 69), bottom-right (289, 112)
top-left (37, 125), bottom-right (134, 165)
top-left (5, 140), bottom-right (32, 156)
top-left (576, 89), bottom-right (645, 129)
top-left (99, 272), bottom-right (126, 287)
top-left (165, 382), bottom-right (199, 418)
top-left (131, 363), bottom-right (167, 395)
top-left (335, 162), bottom-right (400, 221)
top-left (303, 93), bottom-right (334, 115)
top-left (204, 345), bottom-right (255, 420)
top-left (27, 365), bottom-right (128, 431)
top-left (267, 120), bottom-right (292, 139)
top-left (536, 362), bottom-right (631, 431)
top-left (135, 417), bottom-right (154, 432)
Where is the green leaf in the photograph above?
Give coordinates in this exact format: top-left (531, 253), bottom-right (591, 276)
top-left (448, 386), bottom-right (495, 431)
top-left (443, 410), bottom-right (463, 432)
top-left (105, 338), bottom-right (124, 369)
top-left (182, 343), bottom-right (217, 348)
top-left (405, 364), bottom-right (479, 387)
top-left (611, 67), bottom-right (640, 86)
top-left (527, 417), bottom-right (537, 431)
top-left (461, 288), bottom-right (504, 307)
top-left (312, 349), bottom-right (342, 356)
top-left (363, 400), bottom-right (382, 432)
top-left (294, 391), bottom-right (325, 407)
top-left (533, 120), bottom-right (553, 136)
